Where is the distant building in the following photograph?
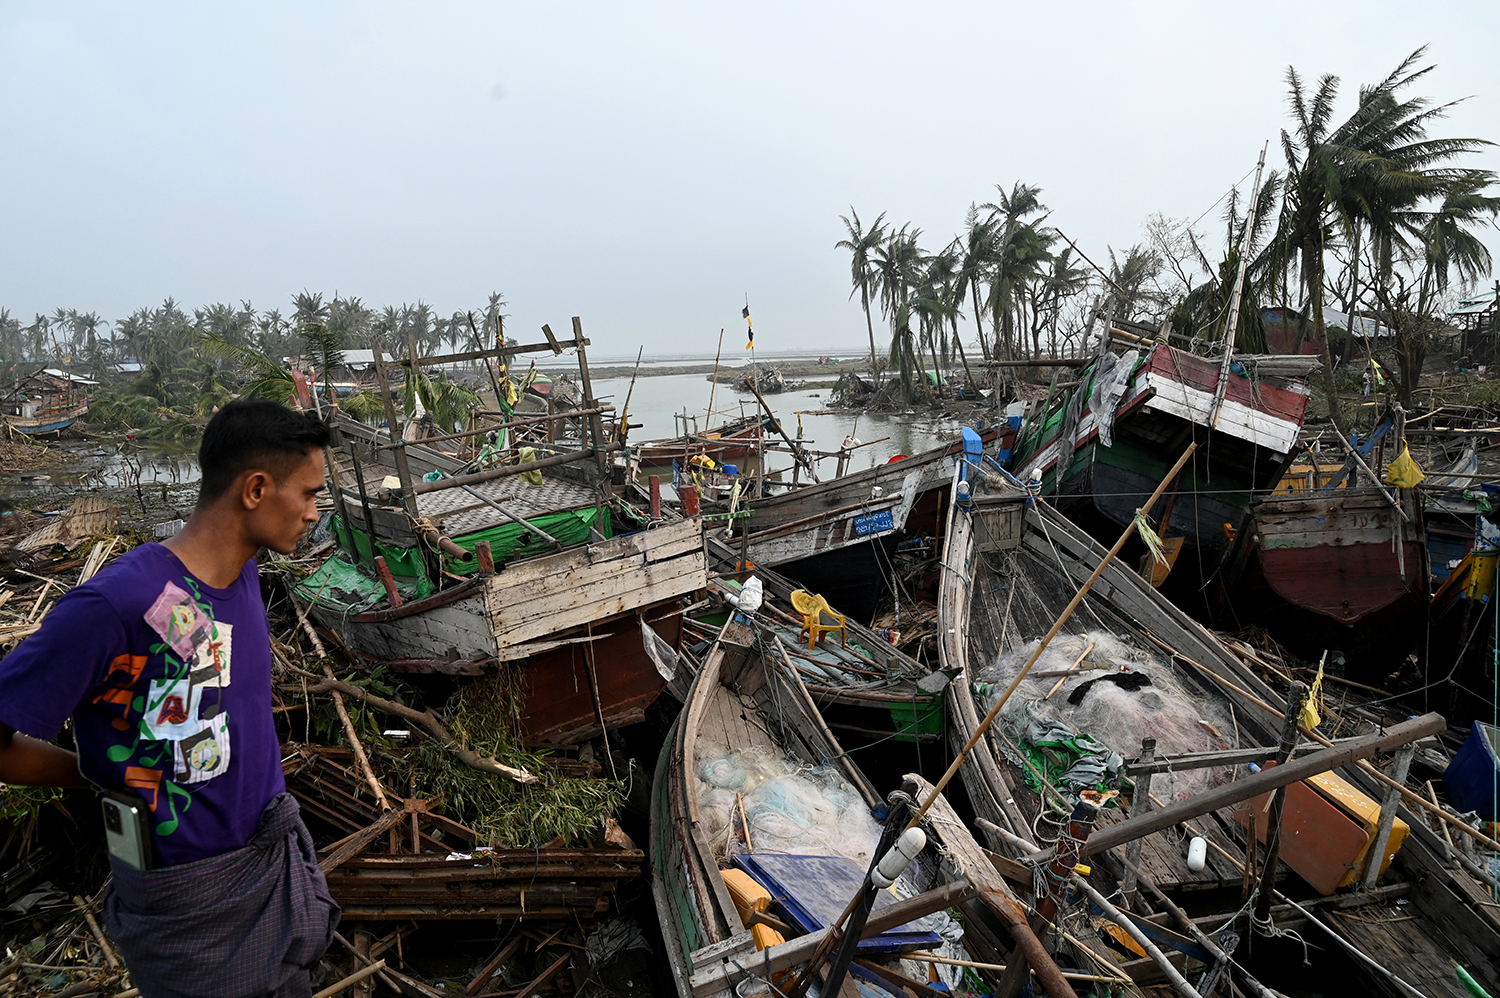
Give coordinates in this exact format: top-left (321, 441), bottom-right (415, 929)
top-left (1261, 306), bottom-right (1392, 360)
top-left (1450, 286), bottom-right (1498, 361)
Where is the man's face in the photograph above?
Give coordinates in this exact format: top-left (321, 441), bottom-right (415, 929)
top-left (246, 449), bottom-right (326, 554)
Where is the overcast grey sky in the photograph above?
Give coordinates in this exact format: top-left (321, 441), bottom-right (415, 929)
top-left (3, 1), bottom-right (1497, 358)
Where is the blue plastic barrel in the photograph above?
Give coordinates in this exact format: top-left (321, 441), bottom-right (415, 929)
top-left (721, 464), bottom-right (737, 476)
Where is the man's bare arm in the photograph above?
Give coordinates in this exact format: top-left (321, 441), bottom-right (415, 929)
top-left (0, 722), bottom-right (89, 789)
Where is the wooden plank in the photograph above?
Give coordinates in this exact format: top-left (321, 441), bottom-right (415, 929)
top-left (489, 554), bottom-right (707, 647)
top-left (1081, 713), bottom-right (1445, 858)
top-left (395, 336), bottom-right (587, 369)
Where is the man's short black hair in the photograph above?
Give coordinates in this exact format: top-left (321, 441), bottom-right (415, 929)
top-left (197, 399), bottom-right (331, 504)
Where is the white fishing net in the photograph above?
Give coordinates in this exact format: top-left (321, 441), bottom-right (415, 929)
top-left (977, 626), bottom-right (1235, 802)
top-left (694, 744), bottom-right (883, 865)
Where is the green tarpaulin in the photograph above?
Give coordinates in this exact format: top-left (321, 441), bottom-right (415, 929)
top-left (299, 505), bottom-right (612, 613)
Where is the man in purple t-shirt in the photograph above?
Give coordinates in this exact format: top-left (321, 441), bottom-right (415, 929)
top-left (0, 400), bottom-right (340, 998)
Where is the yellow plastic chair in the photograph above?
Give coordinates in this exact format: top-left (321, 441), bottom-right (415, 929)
top-left (789, 589), bottom-right (847, 651)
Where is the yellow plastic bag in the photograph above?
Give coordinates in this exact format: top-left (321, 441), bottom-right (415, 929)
top-left (517, 446), bottom-right (543, 486)
top-left (1384, 444), bottom-right (1425, 490)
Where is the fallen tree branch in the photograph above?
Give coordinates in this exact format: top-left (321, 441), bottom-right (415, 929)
top-left (280, 660), bottom-right (536, 785)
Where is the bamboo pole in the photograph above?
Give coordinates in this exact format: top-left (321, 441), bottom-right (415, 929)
top-left (1071, 873), bottom-right (1201, 998)
top-left (900, 952), bottom-right (1132, 986)
top-left (312, 960), bottom-right (386, 998)
top-left (373, 407), bottom-right (615, 450)
top-left (291, 601), bottom-right (390, 811)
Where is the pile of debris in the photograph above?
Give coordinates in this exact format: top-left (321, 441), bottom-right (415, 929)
top-left (0, 514), bottom-right (653, 997)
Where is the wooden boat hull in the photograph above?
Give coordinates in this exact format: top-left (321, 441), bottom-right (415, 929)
top-left (300, 517), bottom-right (707, 746)
top-left (3, 401), bottom-right (88, 435)
top-left (1011, 345), bottom-right (1307, 587)
top-left (938, 466), bottom-right (1500, 997)
top-left (1221, 489), bottom-right (1427, 673)
top-left (649, 614), bottom-right (1030, 998)
top-left (737, 429), bottom-right (1000, 620)
top-left (650, 618), bottom-right (881, 997)
top-left (937, 462), bottom-right (1284, 894)
top-left (636, 416), bottom-right (763, 467)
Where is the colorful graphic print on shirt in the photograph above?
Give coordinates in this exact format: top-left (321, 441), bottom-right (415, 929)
top-left (94, 578), bottom-right (235, 836)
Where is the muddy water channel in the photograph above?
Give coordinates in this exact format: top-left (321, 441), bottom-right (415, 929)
top-left (2, 438), bottom-right (201, 526)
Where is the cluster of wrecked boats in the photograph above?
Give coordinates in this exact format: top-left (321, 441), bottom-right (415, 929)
top-left (281, 317), bottom-right (1500, 998)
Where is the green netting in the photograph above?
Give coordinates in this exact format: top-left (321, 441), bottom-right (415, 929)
top-left (325, 515), bottom-right (431, 582)
top-left (295, 551), bottom-right (434, 615)
top-left (439, 505), bottom-right (608, 576)
top-left (299, 504), bottom-right (611, 613)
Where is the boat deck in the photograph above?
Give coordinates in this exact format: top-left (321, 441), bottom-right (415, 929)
top-left (332, 447), bottom-right (599, 538)
top-left (417, 474), bottom-right (597, 534)
top-left (1323, 905), bottom-right (1470, 997)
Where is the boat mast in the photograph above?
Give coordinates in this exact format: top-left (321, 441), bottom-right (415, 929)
top-left (1209, 142), bottom-right (1268, 430)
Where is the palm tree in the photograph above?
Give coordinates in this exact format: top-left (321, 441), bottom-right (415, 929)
top-left (954, 206), bottom-right (999, 361)
top-left (1029, 247), bottom-right (1091, 357)
top-left (1368, 171), bottom-right (1500, 403)
top-left (1278, 46), bottom-right (1492, 429)
top-left (836, 209), bottom-right (888, 386)
top-left (982, 183), bottom-right (1053, 359)
top-left (873, 224), bottom-right (926, 400)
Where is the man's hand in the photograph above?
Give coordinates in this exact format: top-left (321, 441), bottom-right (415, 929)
top-left (0, 722), bottom-right (89, 789)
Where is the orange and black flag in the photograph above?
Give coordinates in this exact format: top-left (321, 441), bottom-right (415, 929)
top-left (743, 305), bottom-right (753, 350)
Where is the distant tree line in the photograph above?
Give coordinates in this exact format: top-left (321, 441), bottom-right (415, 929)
top-left (0, 292), bottom-right (506, 438)
top-left (840, 47), bottom-right (1500, 428)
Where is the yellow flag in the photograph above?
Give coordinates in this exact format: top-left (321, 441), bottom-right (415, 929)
top-left (1384, 443), bottom-right (1425, 490)
top-left (1300, 662), bottom-right (1325, 730)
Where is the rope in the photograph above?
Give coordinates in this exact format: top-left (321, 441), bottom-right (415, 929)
top-left (1250, 910), bottom-right (1311, 967)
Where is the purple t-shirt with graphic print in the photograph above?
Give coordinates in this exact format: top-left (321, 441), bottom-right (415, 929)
top-left (0, 543), bottom-right (285, 866)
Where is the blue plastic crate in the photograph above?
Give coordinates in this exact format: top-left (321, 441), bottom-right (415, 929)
top-left (732, 853), bottom-right (943, 954)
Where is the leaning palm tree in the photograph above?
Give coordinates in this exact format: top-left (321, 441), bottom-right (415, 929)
top-left (196, 332), bottom-right (297, 406)
top-left (836, 209), bottom-right (888, 386)
top-left (1369, 171), bottom-right (1500, 403)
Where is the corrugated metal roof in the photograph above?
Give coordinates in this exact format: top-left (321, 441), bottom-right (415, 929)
top-left (39, 368), bottom-right (100, 385)
top-left (1450, 290), bottom-right (1496, 316)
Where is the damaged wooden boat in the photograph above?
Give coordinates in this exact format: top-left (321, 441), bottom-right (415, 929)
top-left (668, 539), bottom-right (943, 746)
top-left (292, 326), bottom-right (710, 747)
top-left (937, 452), bottom-right (1500, 997)
top-left (1007, 336), bottom-right (1315, 602)
top-left (650, 614), bottom-right (1074, 998)
top-left (1, 368), bottom-right (95, 435)
top-left (635, 412), bottom-right (765, 470)
top-left (1217, 484), bottom-right (1427, 674)
top-left (718, 425), bottom-right (1009, 621)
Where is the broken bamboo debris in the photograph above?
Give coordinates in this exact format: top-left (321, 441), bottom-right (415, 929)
top-left (1070, 873), bottom-right (1201, 998)
top-left (281, 661), bottom-right (537, 784)
top-left (290, 600), bottom-right (391, 810)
